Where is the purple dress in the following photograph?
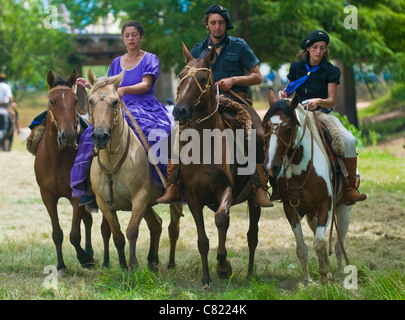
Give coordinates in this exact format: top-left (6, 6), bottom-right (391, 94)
top-left (71, 52), bottom-right (173, 198)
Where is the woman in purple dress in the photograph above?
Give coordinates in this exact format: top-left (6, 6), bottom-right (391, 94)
top-left (71, 20), bottom-right (172, 209)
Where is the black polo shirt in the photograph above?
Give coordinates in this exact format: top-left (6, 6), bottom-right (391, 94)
top-left (287, 57), bottom-right (340, 103)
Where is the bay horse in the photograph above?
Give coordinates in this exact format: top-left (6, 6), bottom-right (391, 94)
top-left (86, 68), bottom-right (182, 271)
top-left (263, 96), bottom-right (351, 284)
top-left (173, 43), bottom-right (261, 288)
top-left (34, 70), bottom-right (94, 274)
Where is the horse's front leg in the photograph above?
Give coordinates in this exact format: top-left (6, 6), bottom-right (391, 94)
top-left (215, 186), bottom-right (233, 280)
top-left (69, 198), bottom-right (94, 267)
top-left (101, 216), bottom-right (111, 268)
top-left (189, 201), bottom-right (211, 288)
top-left (335, 204), bottom-right (351, 275)
top-left (41, 191), bottom-right (66, 274)
top-left (143, 207), bottom-right (163, 272)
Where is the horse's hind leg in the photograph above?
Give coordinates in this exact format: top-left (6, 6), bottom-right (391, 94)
top-left (101, 216), bottom-right (111, 268)
top-left (82, 209), bottom-right (94, 257)
top-left (215, 187), bottom-right (233, 280)
top-left (41, 192), bottom-right (65, 274)
top-left (247, 198), bottom-right (261, 277)
top-left (335, 205), bottom-right (351, 275)
top-left (143, 206), bottom-right (163, 272)
top-left (167, 203), bottom-right (183, 269)
top-left (69, 200), bottom-right (94, 268)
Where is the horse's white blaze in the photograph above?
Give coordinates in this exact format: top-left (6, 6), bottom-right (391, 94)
top-left (267, 115), bottom-right (282, 169)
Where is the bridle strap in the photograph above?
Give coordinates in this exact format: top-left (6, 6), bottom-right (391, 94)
top-left (177, 66), bottom-right (219, 124)
top-left (47, 85), bottom-right (80, 150)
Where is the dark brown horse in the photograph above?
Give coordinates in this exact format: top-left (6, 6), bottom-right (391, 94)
top-left (34, 70), bottom-right (94, 274)
top-left (173, 44), bottom-right (261, 288)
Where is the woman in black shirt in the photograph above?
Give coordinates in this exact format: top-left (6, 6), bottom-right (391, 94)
top-left (278, 30), bottom-right (366, 205)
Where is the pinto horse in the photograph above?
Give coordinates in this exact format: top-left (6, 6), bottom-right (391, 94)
top-left (34, 70), bottom-right (94, 273)
top-left (173, 44), bottom-right (261, 288)
top-left (86, 68), bottom-right (182, 270)
top-left (263, 96), bottom-right (351, 284)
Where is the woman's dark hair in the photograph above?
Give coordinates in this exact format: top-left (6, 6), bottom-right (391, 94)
top-left (121, 20), bottom-right (144, 36)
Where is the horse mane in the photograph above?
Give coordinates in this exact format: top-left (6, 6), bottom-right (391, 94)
top-left (264, 99), bottom-right (330, 167)
top-left (88, 74), bottom-right (120, 95)
top-left (295, 103), bottom-right (330, 166)
top-left (54, 76), bottom-right (73, 87)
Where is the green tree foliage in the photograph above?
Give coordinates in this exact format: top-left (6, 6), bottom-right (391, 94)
top-left (0, 0), bottom-right (76, 97)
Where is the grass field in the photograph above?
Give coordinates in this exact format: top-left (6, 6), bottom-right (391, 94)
top-left (1, 130), bottom-right (404, 301)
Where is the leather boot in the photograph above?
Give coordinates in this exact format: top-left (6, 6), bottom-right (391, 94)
top-left (253, 164), bottom-right (273, 207)
top-left (343, 157), bottom-right (367, 205)
top-left (156, 159), bottom-right (180, 203)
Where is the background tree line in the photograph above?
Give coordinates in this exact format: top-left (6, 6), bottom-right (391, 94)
top-left (1, 0), bottom-right (405, 125)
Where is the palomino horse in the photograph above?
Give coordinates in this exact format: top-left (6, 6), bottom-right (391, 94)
top-left (263, 96), bottom-right (351, 284)
top-left (87, 68), bottom-right (182, 270)
top-left (34, 70), bottom-right (94, 273)
top-left (173, 44), bottom-right (261, 288)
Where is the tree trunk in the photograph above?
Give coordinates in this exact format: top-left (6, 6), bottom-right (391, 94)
top-left (335, 60), bottom-right (359, 127)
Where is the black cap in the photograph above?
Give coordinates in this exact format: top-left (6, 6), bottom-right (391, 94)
top-left (301, 30), bottom-right (330, 49)
top-left (205, 5), bottom-right (234, 30)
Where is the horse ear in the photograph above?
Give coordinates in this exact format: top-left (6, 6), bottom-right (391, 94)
top-left (47, 70), bottom-right (56, 88)
top-left (76, 86), bottom-right (89, 115)
top-left (67, 70), bottom-right (77, 86)
top-left (204, 45), bottom-right (216, 66)
top-left (113, 69), bottom-right (125, 90)
top-left (290, 94), bottom-right (300, 110)
top-left (182, 42), bottom-right (194, 63)
top-left (87, 68), bottom-right (97, 86)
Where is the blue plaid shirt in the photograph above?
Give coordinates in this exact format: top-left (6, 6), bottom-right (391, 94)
top-left (191, 36), bottom-right (260, 94)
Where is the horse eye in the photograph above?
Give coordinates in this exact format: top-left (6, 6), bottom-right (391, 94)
top-left (89, 99), bottom-right (94, 106)
top-left (49, 99), bottom-right (54, 105)
top-left (75, 99), bottom-right (79, 105)
top-left (112, 99), bottom-right (120, 106)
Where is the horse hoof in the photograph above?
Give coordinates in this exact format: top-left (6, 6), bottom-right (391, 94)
top-left (57, 267), bottom-right (66, 276)
top-left (148, 262), bottom-right (159, 273)
top-left (167, 263), bottom-right (176, 269)
top-left (217, 260), bottom-right (232, 279)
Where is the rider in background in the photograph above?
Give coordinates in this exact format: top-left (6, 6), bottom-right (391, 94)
top-left (0, 73), bottom-right (19, 138)
top-left (157, 4), bottom-right (273, 207)
top-left (278, 30), bottom-right (366, 205)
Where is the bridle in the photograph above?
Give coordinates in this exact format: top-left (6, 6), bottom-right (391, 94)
top-left (176, 66), bottom-right (219, 124)
top-left (48, 85), bottom-right (80, 150)
top-left (264, 110), bottom-right (313, 208)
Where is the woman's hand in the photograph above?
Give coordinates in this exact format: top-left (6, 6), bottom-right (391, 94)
top-left (117, 87), bottom-right (126, 97)
top-left (76, 78), bottom-right (91, 89)
top-left (302, 98), bottom-right (322, 110)
top-left (278, 90), bottom-right (288, 100)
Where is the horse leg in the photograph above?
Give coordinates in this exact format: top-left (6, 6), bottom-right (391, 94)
top-left (69, 199), bottom-right (94, 267)
top-left (126, 197), bottom-right (149, 269)
top-left (167, 203), bottom-right (182, 269)
top-left (41, 191), bottom-right (65, 274)
top-left (247, 198), bottom-right (261, 277)
top-left (143, 207), bottom-right (163, 272)
top-left (82, 209), bottom-right (94, 257)
top-left (189, 201), bottom-right (211, 288)
top-left (100, 204), bottom-right (127, 269)
top-left (215, 187), bottom-right (233, 280)
top-left (101, 216), bottom-right (111, 268)
top-left (335, 204), bottom-right (351, 275)
top-left (290, 215), bottom-right (310, 285)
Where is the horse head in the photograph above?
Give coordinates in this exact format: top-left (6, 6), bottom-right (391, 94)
top-left (173, 43), bottom-right (216, 125)
top-left (87, 68), bottom-right (125, 149)
top-left (263, 95), bottom-right (301, 177)
top-left (47, 70), bottom-right (87, 148)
